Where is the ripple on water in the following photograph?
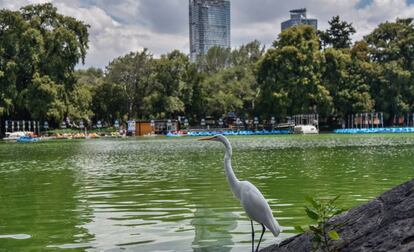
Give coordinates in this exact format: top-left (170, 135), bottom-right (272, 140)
top-left (0, 234), bottom-right (31, 239)
top-left (1, 135), bottom-right (414, 251)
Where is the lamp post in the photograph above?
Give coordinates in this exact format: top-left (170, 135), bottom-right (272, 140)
top-left (44, 121), bottom-right (49, 136)
top-left (96, 120), bottom-right (102, 135)
top-left (5, 120), bottom-right (8, 133)
top-left (254, 117), bottom-right (259, 131)
top-left (79, 120), bottom-right (84, 135)
top-left (149, 120), bottom-right (154, 134)
top-left (218, 118), bottom-right (223, 128)
top-left (200, 118), bottom-right (206, 129)
top-left (33, 121), bottom-right (36, 135)
top-left (270, 117), bottom-right (276, 130)
top-left (236, 118), bottom-right (242, 131)
top-left (167, 119), bottom-right (172, 133)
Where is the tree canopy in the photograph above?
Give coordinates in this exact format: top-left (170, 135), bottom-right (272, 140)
top-left (320, 16), bottom-right (356, 49)
top-left (2, 3), bottom-right (414, 129)
top-left (0, 3), bottom-right (89, 123)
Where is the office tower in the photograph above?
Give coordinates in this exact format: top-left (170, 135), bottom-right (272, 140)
top-left (281, 8), bottom-right (317, 31)
top-left (189, 0), bottom-right (231, 61)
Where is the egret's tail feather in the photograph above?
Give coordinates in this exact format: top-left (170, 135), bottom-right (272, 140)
top-left (268, 218), bottom-right (281, 237)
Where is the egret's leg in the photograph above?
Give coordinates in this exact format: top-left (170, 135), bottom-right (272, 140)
top-left (255, 224), bottom-right (266, 252)
top-left (251, 220), bottom-right (255, 252)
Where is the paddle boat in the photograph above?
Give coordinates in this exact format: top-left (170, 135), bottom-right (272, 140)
top-left (293, 125), bottom-right (319, 134)
top-left (3, 132), bottom-right (27, 141)
top-left (16, 136), bottom-right (40, 143)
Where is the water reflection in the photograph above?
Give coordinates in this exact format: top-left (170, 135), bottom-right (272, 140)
top-left (0, 142), bottom-right (94, 251)
top-left (192, 207), bottom-right (237, 251)
top-left (0, 135), bottom-right (413, 251)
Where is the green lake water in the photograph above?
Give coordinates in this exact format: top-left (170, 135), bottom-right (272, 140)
top-left (0, 134), bottom-right (414, 251)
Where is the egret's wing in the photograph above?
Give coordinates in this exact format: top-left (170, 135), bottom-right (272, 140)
top-left (239, 181), bottom-right (280, 237)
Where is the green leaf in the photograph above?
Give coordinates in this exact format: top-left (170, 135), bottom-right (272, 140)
top-left (305, 196), bottom-right (319, 209)
top-left (294, 225), bottom-right (305, 233)
top-left (328, 230), bottom-right (340, 240)
top-left (334, 208), bottom-right (345, 215)
top-left (329, 195), bottom-right (340, 204)
top-left (309, 225), bottom-right (322, 235)
top-left (305, 207), bottom-right (320, 220)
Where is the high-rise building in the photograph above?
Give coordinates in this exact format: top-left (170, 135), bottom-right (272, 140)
top-left (189, 0), bottom-right (231, 61)
top-left (281, 8), bottom-right (317, 31)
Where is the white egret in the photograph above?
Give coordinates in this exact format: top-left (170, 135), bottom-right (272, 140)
top-left (200, 135), bottom-right (280, 252)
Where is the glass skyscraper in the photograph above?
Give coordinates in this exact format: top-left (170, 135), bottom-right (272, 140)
top-left (189, 0), bottom-right (231, 61)
top-left (281, 8), bottom-right (317, 31)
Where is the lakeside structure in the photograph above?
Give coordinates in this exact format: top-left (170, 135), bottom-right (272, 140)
top-left (281, 8), bottom-right (317, 31)
top-left (189, 0), bottom-right (231, 61)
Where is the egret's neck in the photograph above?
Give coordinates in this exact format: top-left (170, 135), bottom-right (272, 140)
top-left (222, 140), bottom-right (241, 200)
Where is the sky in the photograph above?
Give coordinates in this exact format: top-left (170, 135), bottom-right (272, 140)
top-left (1, 0), bottom-right (414, 69)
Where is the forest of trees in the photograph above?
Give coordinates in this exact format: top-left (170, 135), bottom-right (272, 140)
top-left (1, 3), bottom-right (414, 128)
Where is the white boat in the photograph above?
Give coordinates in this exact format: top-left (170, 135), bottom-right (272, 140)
top-left (3, 131), bottom-right (27, 141)
top-left (294, 125), bottom-right (319, 134)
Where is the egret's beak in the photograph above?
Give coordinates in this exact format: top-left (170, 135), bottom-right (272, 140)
top-left (199, 136), bottom-right (217, 141)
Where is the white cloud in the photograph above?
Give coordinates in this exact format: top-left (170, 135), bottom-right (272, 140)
top-left (339, 0), bottom-right (414, 39)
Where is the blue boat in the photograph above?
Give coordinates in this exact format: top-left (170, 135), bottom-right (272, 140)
top-left (16, 136), bottom-right (40, 143)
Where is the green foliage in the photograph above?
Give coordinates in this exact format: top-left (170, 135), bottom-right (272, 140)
top-left (323, 48), bottom-right (374, 117)
top-left (3, 4), bottom-right (414, 129)
top-left (257, 25), bottom-right (332, 118)
top-left (202, 66), bottom-right (256, 118)
top-left (152, 50), bottom-right (189, 118)
top-left (231, 40), bottom-right (265, 66)
top-left (296, 196), bottom-right (343, 252)
top-left (197, 46), bottom-right (232, 74)
top-left (23, 74), bottom-right (64, 121)
top-left (92, 81), bottom-right (127, 122)
top-left (364, 18), bottom-right (414, 123)
top-left (196, 41), bottom-right (264, 119)
top-left (105, 49), bottom-right (156, 119)
top-left (103, 49), bottom-right (200, 120)
top-left (0, 3), bottom-right (89, 122)
top-left (320, 16), bottom-right (356, 49)
top-left (67, 83), bottom-right (94, 122)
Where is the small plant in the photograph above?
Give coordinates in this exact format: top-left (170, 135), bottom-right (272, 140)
top-left (295, 196), bottom-right (343, 252)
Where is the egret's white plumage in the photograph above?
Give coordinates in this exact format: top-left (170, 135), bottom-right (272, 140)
top-left (200, 135), bottom-right (280, 251)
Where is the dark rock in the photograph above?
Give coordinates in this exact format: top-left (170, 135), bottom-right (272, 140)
top-left (262, 179), bottom-right (414, 252)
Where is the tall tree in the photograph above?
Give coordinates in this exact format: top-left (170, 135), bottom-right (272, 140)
top-left (364, 18), bottom-right (414, 123)
top-left (320, 16), bottom-right (356, 49)
top-left (150, 50), bottom-right (189, 118)
top-left (202, 66), bottom-right (256, 118)
top-left (0, 10), bottom-right (31, 118)
top-left (105, 49), bottom-right (156, 119)
top-left (181, 61), bottom-right (204, 121)
top-left (365, 18), bottom-right (414, 68)
top-left (257, 25), bottom-right (332, 118)
top-left (231, 40), bottom-right (265, 66)
top-left (197, 46), bottom-right (232, 74)
top-left (23, 73), bottom-right (65, 121)
top-left (0, 3), bottom-right (89, 122)
top-left (92, 81), bottom-right (128, 123)
top-left (323, 48), bottom-right (374, 119)
top-left (21, 3), bottom-right (89, 88)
